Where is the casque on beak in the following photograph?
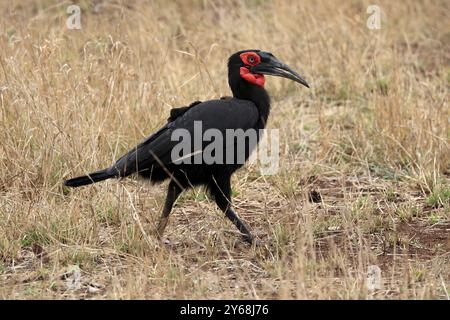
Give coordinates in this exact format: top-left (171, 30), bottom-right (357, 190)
top-left (251, 54), bottom-right (310, 88)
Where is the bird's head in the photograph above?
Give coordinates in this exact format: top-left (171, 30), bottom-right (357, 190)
top-left (228, 50), bottom-right (309, 90)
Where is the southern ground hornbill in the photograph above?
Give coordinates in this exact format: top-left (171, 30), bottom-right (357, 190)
top-left (64, 50), bottom-right (309, 244)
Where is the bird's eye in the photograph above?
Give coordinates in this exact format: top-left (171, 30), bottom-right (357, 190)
top-left (239, 52), bottom-right (260, 66)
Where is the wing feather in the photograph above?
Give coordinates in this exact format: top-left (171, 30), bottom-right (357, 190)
top-left (112, 98), bottom-right (259, 176)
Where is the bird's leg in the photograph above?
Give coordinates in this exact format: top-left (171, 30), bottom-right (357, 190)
top-left (157, 181), bottom-right (182, 238)
top-left (211, 176), bottom-right (254, 244)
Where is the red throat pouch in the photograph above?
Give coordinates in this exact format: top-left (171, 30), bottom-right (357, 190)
top-left (240, 67), bottom-right (265, 87)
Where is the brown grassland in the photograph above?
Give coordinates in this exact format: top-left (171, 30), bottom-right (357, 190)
top-left (0, 0), bottom-right (449, 299)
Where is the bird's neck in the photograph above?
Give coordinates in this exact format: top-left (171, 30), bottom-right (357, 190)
top-left (229, 80), bottom-right (271, 128)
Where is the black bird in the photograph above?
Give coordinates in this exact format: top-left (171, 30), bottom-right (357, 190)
top-left (64, 50), bottom-right (309, 243)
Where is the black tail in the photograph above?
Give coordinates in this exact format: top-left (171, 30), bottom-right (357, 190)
top-left (64, 169), bottom-right (114, 188)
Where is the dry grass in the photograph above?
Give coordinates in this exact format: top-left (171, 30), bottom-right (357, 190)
top-left (0, 0), bottom-right (449, 299)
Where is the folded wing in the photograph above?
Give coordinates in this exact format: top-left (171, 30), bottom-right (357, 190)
top-left (111, 98), bottom-right (259, 177)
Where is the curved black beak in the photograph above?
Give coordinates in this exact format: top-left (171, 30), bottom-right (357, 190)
top-left (251, 53), bottom-right (309, 88)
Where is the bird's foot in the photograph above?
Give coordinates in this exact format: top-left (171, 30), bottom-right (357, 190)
top-left (242, 234), bottom-right (262, 246)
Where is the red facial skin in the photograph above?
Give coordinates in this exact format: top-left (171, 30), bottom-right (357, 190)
top-left (239, 52), bottom-right (265, 87)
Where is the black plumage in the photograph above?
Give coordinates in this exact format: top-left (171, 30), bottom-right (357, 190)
top-left (64, 50), bottom-right (309, 243)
